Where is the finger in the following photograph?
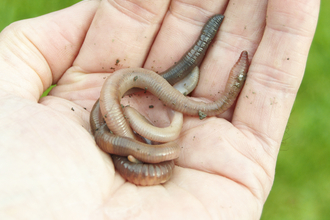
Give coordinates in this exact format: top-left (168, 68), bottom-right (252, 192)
top-left (233, 0), bottom-right (320, 152)
top-left (144, 0), bottom-right (228, 72)
top-left (73, 0), bottom-right (171, 72)
top-left (192, 0), bottom-right (268, 101)
top-left (52, 0), bottom-right (171, 108)
top-left (0, 1), bottom-right (99, 100)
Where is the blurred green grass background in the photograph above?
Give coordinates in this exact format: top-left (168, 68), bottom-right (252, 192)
top-left (1, 1), bottom-right (329, 219)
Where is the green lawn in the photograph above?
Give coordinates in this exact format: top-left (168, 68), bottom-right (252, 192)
top-left (1, 1), bottom-right (329, 219)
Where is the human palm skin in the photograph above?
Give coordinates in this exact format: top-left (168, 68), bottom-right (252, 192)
top-left (0, 0), bottom-right (319, 219)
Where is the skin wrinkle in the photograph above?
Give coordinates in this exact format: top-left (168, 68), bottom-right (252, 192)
top-left (1, 29), bottom-right (47, 100)
top-left (164, 171), bottom-right (213, 220)
top-left (249, 66), bottom-right (300, 95)
top-left (169, 3), bottom-right (214, 24)
top-left (195, 126), bottom-right (267, 200)
top-left (218, 29), bottom-right (259, 50)
top-left (236, 114), bottom-right (281, 160)
top-left (19, 31), bottom-right (49, 96)
top-left (110, 0), bottom-right (167, 24)
top-left (267, 7), bottom-right (318, 37)
top-left (177, 117), bottom-right (272, 202)
top-left (224, 132), bottom-right (272, 201)
top-left (170, 0), bottom-right (226, 18)
top-left (211, 28), bottom-right (255, 59)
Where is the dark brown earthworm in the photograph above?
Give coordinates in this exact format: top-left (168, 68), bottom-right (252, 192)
top-left (160, 14), bottom-right (225, 85)
top-left (90, 99), bottom-right (103, 136)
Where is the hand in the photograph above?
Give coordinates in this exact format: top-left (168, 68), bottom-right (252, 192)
top-left (0, 0), bottom-right (319, 219)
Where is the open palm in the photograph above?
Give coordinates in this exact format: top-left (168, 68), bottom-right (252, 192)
top-left (0, 0), bottom-right (319, 219)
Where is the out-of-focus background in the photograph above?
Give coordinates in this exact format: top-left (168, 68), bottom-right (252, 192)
top-left (1, 1), bottom-right (328, 219)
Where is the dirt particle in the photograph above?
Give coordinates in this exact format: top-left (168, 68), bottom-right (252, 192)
top-left (198, 110), bottom-right (207, 120)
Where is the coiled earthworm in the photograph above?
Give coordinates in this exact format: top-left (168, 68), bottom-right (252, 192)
top-left (123, 66), bottom-right (199, 142)
top-left (124, 106), bottom-right (183, 143)
top-left (91, 66), bottom-right (199, 141)
top-left (96, 51), bottom-right (248, 185)
top-left (90, 67), bottom-right (200, 165)
top-left (99, 51), bottom-right (248, 137)
top-left (90, 68), bottom-right (198, 165)
top-left (159, 14), bottom-right (224, 85)
top-left (91, 14), bottom-right (249, 186)
top-left (94, 124), bottom-right (180, 163)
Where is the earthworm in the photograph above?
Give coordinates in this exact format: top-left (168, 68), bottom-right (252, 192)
top-left (91, 13), bottom-right (249, 185)
top-left (96, 51), bottom-right (248, 185)
top-left (90, 66), bottom-right (201, 185)
top-left (123, 66), bottom-right (199, 142)
top-left (99, 51), bottom-right (249, 137)
top-left (94, 124), bottom-right (180, 163)
top-left (111, 155), bottom-right (175, 186)
top-left (124, 107), bottom-right (183, 142)
top-left (92, 66), bottom-right (199, 141)
top-left (160, 14), bottom-right (224, 85)
top-left (91, 67), bottom-right (200, 164)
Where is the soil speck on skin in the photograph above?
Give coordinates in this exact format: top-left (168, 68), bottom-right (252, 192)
top-left (115, 59), bottom-right (120, 66)
top-left (71, 107), bottom-right (74, 111)
top-left (198, 110), bottom-right (207, 120)
top-left (149, 105), bottom-right (154, 109)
